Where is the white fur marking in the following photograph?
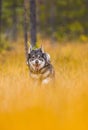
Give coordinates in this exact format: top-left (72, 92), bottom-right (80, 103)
top-left (43, 70), bottom-right (50, 78)
top-left (42, 78), bottom-right (51, 84)
top-left (29, 58), bottom-right (45, 71)
top-left (30, 73), bottom-right (41, 79)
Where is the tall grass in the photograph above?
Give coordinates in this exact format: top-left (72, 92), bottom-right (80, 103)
top-left (0, 39), bottom-right (88, 130)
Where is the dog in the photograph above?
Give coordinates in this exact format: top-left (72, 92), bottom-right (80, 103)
top-left (27, 45), bottom-right (55, 85)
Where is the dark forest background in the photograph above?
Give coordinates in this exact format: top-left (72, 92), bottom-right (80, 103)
top-left (0, 0), bottom-right (88, 51)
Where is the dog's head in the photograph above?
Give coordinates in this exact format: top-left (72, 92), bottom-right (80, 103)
top-left (27, 45), bottom-right (50, 71)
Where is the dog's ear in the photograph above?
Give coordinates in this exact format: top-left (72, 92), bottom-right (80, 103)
top-left (46, 53), bottom-right (51, 63)
top-left (27, 53), bottom-right (30, 65)
top-left (27, 61), bottom-right (29, 65)
top-left (40, 44), bottom-right (44, 53)
top-left (43, 53), bottom-right (51, 63)
top-left (28, 44), bottom-right (32, 54)
top-left (27, 44), bottom-right (32, 65)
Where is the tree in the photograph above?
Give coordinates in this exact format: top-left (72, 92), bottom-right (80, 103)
top-left (50, 1), bottom-right (56, 43)
top-left (0, 0), bottom-right (2, 41)
top-left (11, 0), bottom-right (17, 41)
top-left (29, 0), bottom-right (37, 47)
top-left (24, 0), bottom-right (29, 62)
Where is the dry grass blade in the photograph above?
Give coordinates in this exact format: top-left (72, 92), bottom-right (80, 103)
top-left (0, 40), bottom-right (88, 130)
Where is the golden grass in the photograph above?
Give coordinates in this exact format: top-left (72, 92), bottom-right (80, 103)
top-left (0, 39), bottom-right (88, 130)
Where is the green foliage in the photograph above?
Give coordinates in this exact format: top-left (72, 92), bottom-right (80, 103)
top-left (0, 35), bottom-right (11, 52)
top-left (1, 0), bottom-right (88, 44)
top-left (70, 22), bottom-right (83, 32)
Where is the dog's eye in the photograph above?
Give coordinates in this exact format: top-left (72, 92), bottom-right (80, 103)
top-left (38, 55), bottom-right (41, 58)
top-left (32, 55), bottom-right (35, 59)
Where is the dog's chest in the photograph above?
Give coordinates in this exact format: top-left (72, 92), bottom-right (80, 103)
top-left (30, 73), bottom-right (41, 79)
top-left (30, 68), bottom-right (50, 80)
top-left (29, 64), bottom-right (54, 85)
top-left (30, 72), bottom-right (51, 84)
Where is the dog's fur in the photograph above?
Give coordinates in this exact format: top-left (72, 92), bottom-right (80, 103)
top-left (27, 45), bottom-right (55, 85)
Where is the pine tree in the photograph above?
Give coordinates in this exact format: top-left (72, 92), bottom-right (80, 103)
top-left (24, 0), bottom-right (28, 62)
top-left (11, 0), bottom-right (17, 41)
top-left (0, 0), bottom-right (2, 43)
top-left (29, 0), bottom-right (36, 47)
top-left (0, 0), bottom-right (2, 33)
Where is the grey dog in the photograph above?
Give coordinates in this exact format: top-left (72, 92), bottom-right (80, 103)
top-left (27, 45), bottom-right (55, 85)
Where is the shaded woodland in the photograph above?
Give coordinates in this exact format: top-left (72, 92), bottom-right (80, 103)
top-left (0, 0), bottom-right (88, 45)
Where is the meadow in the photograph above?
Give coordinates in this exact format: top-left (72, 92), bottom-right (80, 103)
top-left (0, 39), bottom-right (88, 130)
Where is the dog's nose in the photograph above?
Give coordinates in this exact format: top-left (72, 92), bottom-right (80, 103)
top-left (35, 60), bottom-right (39, 64)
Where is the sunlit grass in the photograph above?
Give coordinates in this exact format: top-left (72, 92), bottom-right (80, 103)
top-left (0, 39), bottom-right (88, 130)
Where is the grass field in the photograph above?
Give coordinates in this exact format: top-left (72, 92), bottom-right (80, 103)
top-left (0, 39), bottom-right (88, 130)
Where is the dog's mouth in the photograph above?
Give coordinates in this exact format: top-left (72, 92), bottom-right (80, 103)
top-left (35, 64), bottom-right (39, 67)
top-left (33, 63), bottom-right (40, 70)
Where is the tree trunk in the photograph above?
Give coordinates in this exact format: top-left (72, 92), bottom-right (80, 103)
top-left (50, 2), bottom-right (56, 43)
top-left (29, 0), bottom-right (37, 47)
top-left (0, 0), bottom-right (2, 42)
top-left (12, 0), bottom-right (17, 41)
top-left (24, 0), bottom-right (29, 62)
top-left (36, 0), bottom-right (40, 33)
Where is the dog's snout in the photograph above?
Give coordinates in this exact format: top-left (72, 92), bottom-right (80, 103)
top-left (35, 60), bottom-right (39, 64)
